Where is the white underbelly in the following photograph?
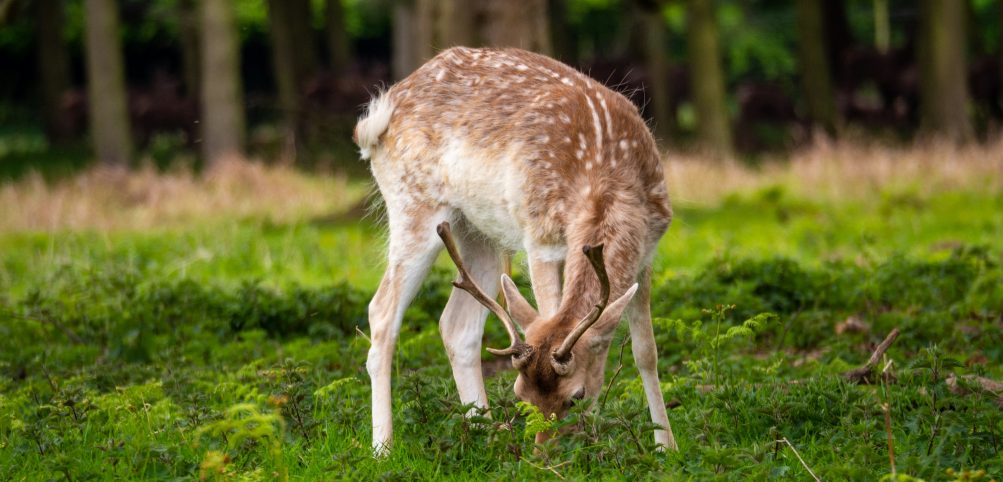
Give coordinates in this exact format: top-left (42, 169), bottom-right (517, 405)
top-left (439, 140), bottom-right (527, 251)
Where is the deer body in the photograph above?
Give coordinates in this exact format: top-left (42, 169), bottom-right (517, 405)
top-left (355, 47), bottom-right (675, 455)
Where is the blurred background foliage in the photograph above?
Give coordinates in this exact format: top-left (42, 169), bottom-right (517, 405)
top-left (0, 0), bottom-right (1002, 179)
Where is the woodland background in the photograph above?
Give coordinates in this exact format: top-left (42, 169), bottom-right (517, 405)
top-left (1, 1), bottom-right (1002, 480)
top-left (1, 0), bottom-right (1002, 175)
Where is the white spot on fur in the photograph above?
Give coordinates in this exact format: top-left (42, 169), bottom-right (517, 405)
top-left (435, 69), bottom-right (446, 81)
top-left (619, 139), bottom-right (629, 150)
top-left (559, 113), bottom-right (571, 124)
top-left (585, 95), bottom-right (603, 154)
top-left (561, 77), bottom-right (574, 86)
top-left (599, 96), bottom-right (613, 140)
top-left (516, 64), bottom-right (528, 71)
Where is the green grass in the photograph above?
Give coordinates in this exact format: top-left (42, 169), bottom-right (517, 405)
top-left (1, 181), bottom-right (1002, 480)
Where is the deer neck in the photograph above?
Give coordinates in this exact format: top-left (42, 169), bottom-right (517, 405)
top-left (554, 213), bottom-right (643, 325)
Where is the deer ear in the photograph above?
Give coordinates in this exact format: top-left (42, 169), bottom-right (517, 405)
top-left (501, 274), bottom-right (538, 331)
top-left (587, 283), bottom-right (639, 350)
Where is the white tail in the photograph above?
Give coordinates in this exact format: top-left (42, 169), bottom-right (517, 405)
top-left (353, 92), bottom-right (394, 159)
top-left (354, 47), bottom-right (676, 456)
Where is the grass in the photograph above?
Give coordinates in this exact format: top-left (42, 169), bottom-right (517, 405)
top-left (1, 143), bottom-right (1002, 480)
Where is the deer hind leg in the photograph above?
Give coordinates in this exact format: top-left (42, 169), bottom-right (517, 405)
top-left (625, 266), bottom-right (678, 451)
top-left (367, 205), bottom-right (451, 455)
top-left (439, 228), bottom-right (501, 413)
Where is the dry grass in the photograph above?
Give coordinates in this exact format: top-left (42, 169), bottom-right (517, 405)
top-left (2, 141), bottom-right (1000, 232)
top-left (664, 140), bottom-right (1003, 207)
top-left (0, 159), bottom-right (365, 232)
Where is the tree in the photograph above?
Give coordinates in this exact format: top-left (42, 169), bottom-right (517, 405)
top-left (392, 0), bottom-right (420, 80)
top-left (795, 0), bottom-right (840, 136)
top-left (686, 0), bottom-right (731, 156)
top-left (267, 0), bottom-right (319, 161)
top-left (999, 0), bottom-right (1003, 117)
top-left (177, 0), bottom-right (200, 97)
top-left (35, 0), bottom-right (73, 143)
top-left (200, 0), bottom-right (245, 164)
top-left (288, 0), bottom-right (320, 81)
top-left (481, 0), bottom-right (552, 54)
top-left (634, 0), bottom-right (673, 143)
top-left (438, 0), bottom-right (476, 48)
top-left (548, 0), bottom-right (577, 64)
top-left (325, 0), bottom-right (351, 72)
top-left (83, 0), bottom-right (132, 166)
top-left (917, 0), bottom-right (972, 143)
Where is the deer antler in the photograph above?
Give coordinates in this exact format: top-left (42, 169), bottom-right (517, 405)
top-left (552, 244), bottom-right (610, 371)
top-left (436, 222), bottom-right (531, 358)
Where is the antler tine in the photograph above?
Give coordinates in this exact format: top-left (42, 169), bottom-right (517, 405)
top-left (553, 244), bottom-right (610, 362)
top-left (436, 222), bottom-right (527, 356)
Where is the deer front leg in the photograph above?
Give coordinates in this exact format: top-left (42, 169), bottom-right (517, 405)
top-left (527, 254), bottom-right (563, 317)
top-left (625, 267), bottom-right (678, 451)
top-left (439, 232), bottom-right (501, 412)
top-left (367, 212), bottom-right (448, 456)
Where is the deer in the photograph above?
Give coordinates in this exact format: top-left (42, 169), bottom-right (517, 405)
top-left (354, 46), bottom-right (676, 456)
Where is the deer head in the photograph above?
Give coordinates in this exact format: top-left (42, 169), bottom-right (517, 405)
top-left (437, 222), bottom-right (637, 422)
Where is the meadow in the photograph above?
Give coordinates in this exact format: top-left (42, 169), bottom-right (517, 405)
top-left (1, 143), bottom-right (1002, 480)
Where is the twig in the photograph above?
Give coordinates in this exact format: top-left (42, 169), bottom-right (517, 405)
top-left (601, 334), bottom-right (630, 411)
top-left (355, 326), bottom-right (371, 344)
top-left (776, 437), bottom-right (821, 482)
top-left (880, 359), bottom-right (897, 476)
top-left (523, 458), bottom-right (565, 480)
top-left (843, 328), bottom-right (900, 383)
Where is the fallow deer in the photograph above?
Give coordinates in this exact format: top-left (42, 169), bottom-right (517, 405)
top-left (354, 47), bottom-right (676, 455)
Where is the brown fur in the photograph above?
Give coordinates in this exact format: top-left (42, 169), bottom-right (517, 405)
top-left (359, 46), bottom-right (676, 451)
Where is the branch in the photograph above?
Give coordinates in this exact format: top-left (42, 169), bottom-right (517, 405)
top-left (843, 328), bottom-right (900, 384)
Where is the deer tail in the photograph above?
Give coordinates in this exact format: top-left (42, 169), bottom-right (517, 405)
top-left (354, 92), bottom-right (395, 160)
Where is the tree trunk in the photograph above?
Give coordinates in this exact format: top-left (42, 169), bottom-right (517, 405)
top-left (83, 0), bottom-right (132, 166)
top-left (414, 0), bottom-right (438, 62)
top-left (548, 0), bottom-right (578, 64)
top-left (998, 0), bottom-right (1003, 117)
top-left (481, 0), bottom-right (552, 54)
top-left (267, 0), bottom-right (312, 161)
top-left (636, 2), bottom-right (673, 142)
top-left (36, 0), bottom-right (73, 143)
top-left (438, 0), bottom-right (476, 48)
top-left (178, 0), bottom-right (200, 97)
top-left (288, 0), bottom-right (319, 83)
top-left (795, 0), bottom-right (840, 136)
top-left (873, 0), bottom-right (890, 53)
top-left (686, 0), bottom-right (731, 157)
top-left (267, 0), bottom-right (299, 122)
top-left (392, 0), bottom-right (420, 80)
top-left (918, 0), bottom-right (972, 143)
top-left (325, 0), bottom-right (351, 72)
top-left (200, 0), bottom-right (245, 164)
